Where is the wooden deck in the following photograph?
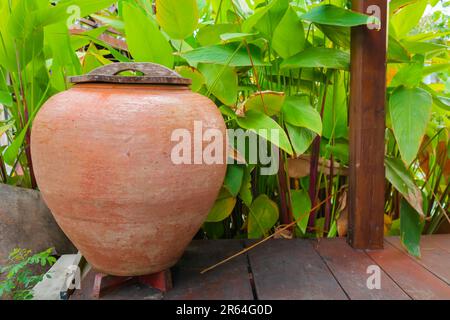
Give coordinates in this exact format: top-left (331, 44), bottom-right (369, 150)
top-left (71, 235), bottom-right (450, 300)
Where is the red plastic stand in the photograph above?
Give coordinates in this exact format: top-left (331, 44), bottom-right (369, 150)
top-left (92, 269), bottom-right (172, 299)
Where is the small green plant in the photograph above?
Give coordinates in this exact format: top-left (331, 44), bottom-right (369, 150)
top-left (0, 248), bottom-right (56, 300)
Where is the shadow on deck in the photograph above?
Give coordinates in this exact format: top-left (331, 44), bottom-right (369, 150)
top-left (70, 235), bottom-right (450, 300)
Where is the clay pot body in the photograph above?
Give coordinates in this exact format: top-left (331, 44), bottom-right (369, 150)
top-left (31, 78), bottom-right (226, 276)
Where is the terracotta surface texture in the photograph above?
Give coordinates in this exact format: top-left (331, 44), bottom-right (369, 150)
top-left (31, 83), bottom-right (227, 276)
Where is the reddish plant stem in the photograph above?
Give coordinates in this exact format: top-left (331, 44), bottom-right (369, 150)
top-left (278, 149), bottom-right (291, 225)
top-left (308, 83), bottom-right (328, 231)
top-left (324, 155), bottom-right (334, 233)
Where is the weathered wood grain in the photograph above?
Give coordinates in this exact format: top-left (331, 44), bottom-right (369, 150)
top-left (313, 238), bottom-right (410, 300)
top-left (164, 240), bottom-right (254, 300)
top-left (247, 239), bottom-right (348, 300)
top-left (366, 241), bottom-right (450, 299)
top-left (386, 236), bottom-right (450, 285)
top-left (348, 0), bottom-right (388, 249)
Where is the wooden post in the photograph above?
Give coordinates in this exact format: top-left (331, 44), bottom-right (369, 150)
top-left (348, 0), bottom-right (387, 249)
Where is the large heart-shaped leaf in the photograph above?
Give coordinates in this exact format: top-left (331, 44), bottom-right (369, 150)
top-left (199, 63), bottom-right (238, 106)
top-left (155, 0), bottom-right (199, 39)
top-left (389, 86), bottom-right (433, 165)
top-left (248, 195), bottom-right (279, 239)
top-left (291, 190), bottom-right (311, 234)
top-left (385, 157), bottom-right (425, 219)
top-left (281, 47), bottom-right (350, 70)
top-left (244, 91), bottom-right (286, 116)
top-left (224, 165), bottom-right (245, 197)
top-left (236, 110), bottom-right (293, 155)
top-left (123, 2), bottom-right (174, 67)
top-left (300, 4), bottom-right (372, 27)
top-left (322, 71), bottom-right (348, 139)
top-left (206, 189), bottom-right (237, 222)
top-left (272, 6), bottom-right (305, 59)
top-left (179, 44), bottom-right (268, 67)
top-left (197, 24), bottom-right (240, 46)
top-left (286, 124), bottom-right (316, 156)
top-left (282, 96), bottom-right (322, 135)
top-left (175, 66), bottom-right (205, 92)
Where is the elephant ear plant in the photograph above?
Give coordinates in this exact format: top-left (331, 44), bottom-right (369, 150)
top-left (1, 0), bottom-right (449, 257)
top-left (89, 0), bottom-right (448, 256)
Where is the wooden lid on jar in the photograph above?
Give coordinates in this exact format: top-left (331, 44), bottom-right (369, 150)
top-left (69, 62), bottom-right (192, 85)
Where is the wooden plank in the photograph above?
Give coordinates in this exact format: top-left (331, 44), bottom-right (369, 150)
top-left (164, 240), bottom-right (254, 300)
top-left (247, 239), bottom-right (348, 300)
top-left (386, 236), bottom-right (450, 285)
top-left (366, 241), bottom-right (450, 299)
top-left (348, 0), bottom-right (387, 249)
top-left (314, 238), bottom-right (410, 300)
top-left (419, 234), bottom-right (450, 252)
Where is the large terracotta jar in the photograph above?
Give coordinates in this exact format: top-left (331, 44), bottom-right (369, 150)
top-left (31, 63), bottom-right (227, 276)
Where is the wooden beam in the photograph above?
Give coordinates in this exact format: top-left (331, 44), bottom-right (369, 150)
top-left (348, 0), bottom-right (387, 249)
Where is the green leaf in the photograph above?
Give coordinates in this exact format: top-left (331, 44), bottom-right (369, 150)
top-left (318, 24), bottom-right (350, 48)
top-left (175, 66), bottom-right (205, 92)
top-left (90, 14), bottom-right (125, 31)
top-left (196, 24), bottom-right (240, 46)
top-left (286, 124), bottom-right (316, 156)
top-left (385, 157), bottom-right (425, 219)
top-left (202, 222), bottom-right (225, 239)
top-left (244, 91), bottom-right (286, 116)
top-left (224, 165), bottom-right (244, 197)
top-left (388, 36), bottom-right (411, 63)
top-left (236, 110), bottom-right (293, 155)
top-left (0, 91), bottom-right (12, 106)
top-left (389, 86), bottom-right (433, 165)
top-left (220, 32), bottom-right (258, 42)
top-left (401, 41), bottom-right (449, 55)
top-left (272, 6), bottom-right (305, 59)
top-left (206, 192), bottom-right (237, 222)
top-left (390, 55), bottom-right (424, 88)
top-left (253, 0), bottom-right (289, 39)
top-left (3, 125), bottom-right (29, 166)
top-left (400, 199), bottom-right (424, 258)
top-left (242, 0), bottom-right (278, 32)
top-left (281, 47), bottom-right (350, 70)
top-left (391, 0), bottom-right (428, 39)
top-left (199, 63), bottom-right (238, 106)
top-left (248, 195), bottom-right (279, 239)
top-left (322, 71), bottom-right (348, 139)
top-left (155, 0), bottom-right (199, 39)
top-left (36, 0), bottom-right (117, 27)
top-left (291, 190), bottom-right (311, 234)
top-left (239, 166), bottom-right (253, 207)
top-left (326, 142), bottom-right (349, 165)
top-left (179, 44), bottom-right (268, 67)
top-left (122, 2), bottom-right (174, 67)
top-left (300, 4), bottom-right (372, 27)
top-left (282, 96), bottom-right (322, 135)
top-left (0, 123), bottom-right (13, 137)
